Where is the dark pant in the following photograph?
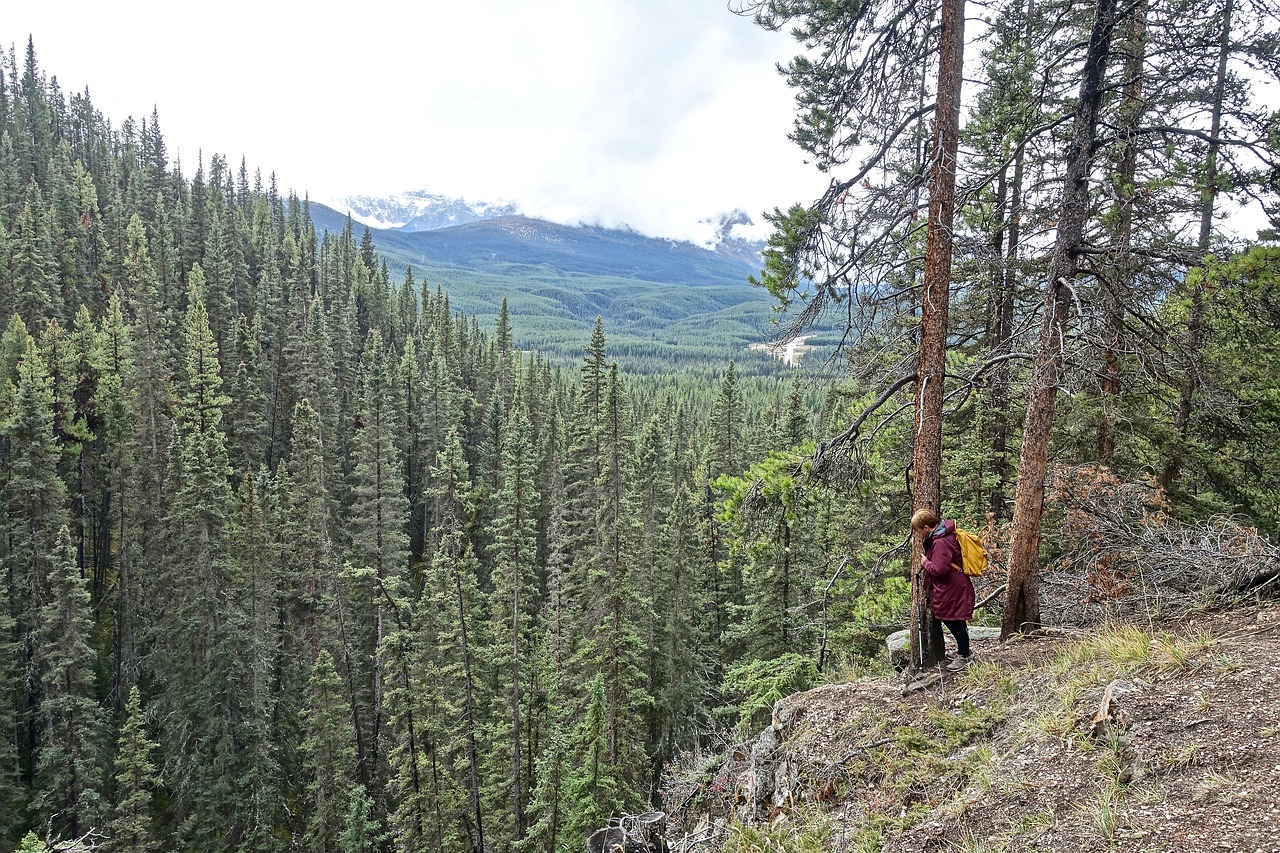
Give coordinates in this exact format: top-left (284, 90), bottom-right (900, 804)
top-left (930, 618), bottom-right (970, 657)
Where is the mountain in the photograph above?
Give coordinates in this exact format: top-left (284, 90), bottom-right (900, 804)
top-left (702, 208), bottom-right (770, 267)
top-left (323, 190), bottom-right (766, 257)
top-left (322, 189), bottom-right (521, 232)
top-left (306, 202), bottom-right (803, 371)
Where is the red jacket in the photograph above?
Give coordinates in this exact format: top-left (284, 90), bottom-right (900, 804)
top-left (923, 520), bottom-right (975, 621)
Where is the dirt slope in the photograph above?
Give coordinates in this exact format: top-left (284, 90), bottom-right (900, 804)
top-left (664, 604), bottom-right (1280, 852)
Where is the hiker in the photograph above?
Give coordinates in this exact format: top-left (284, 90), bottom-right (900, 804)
top-left (911, 509), bottom-right (976, 671)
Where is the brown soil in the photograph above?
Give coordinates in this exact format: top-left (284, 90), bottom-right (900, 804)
top-left (666, 603), bottom-right (1280, 852)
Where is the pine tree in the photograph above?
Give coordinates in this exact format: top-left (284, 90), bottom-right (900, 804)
top-left (376, 547), bottom-right (440, 853)
top-left (295, 295), bottom-right (340, 487)
top-left (655, 484), bottom-right (713, 761)
top-left (420, 432), bottom-right (487, 852)
top-left (230, 474), bottom-right (288, 853)
top-left (3, 335), bottom-right (70, 815)
top-left (347, 328), bottom-right (409, 788)
top-left (338, 785), bottom-right (383, 853)
top-left (627, 413), bottom-right (675, 792)
top-left (1004, 0), bottom-right (1119, 638)
top-left (17, 39), bottom-right (53, 189)
top-left (303, 650), bottom-right (360, 853)
top-left (282, 398), bottom-right (337, 665)
top-left (772, 381), bottom-right (810, 450)
top-left (481, 401), bottom-right (541, 849)
top-left (117, 214), bottom-right (172, 579)
top-left (559, 675), bottom-right (616, 845)
top-left (155, 273), bottom-right (247, 849)
top-left (279, 400), bottom-right (344, 839)
top-left (224, 314), bottom-right (268, 479)
top-left (494, 297), bottom-right (515, 410)
top-left (421, 337), bottom-right (469, 559)
top-left (90, 294), bottom-right (138, 694)
top-left (33, 525), bottom-right (105, 838)
top-left (708, 362), bottom-right (743, 478)
top-left (573, 366), bottom-right (649, 817)
top-left (15, 832), bottom-right (50, 853)
top-left (107, 686), bottom-right (160, 853)
top-left (394, 337), bottom-right (427, 566)
top-left (10, 186), bottom-right (57, 328)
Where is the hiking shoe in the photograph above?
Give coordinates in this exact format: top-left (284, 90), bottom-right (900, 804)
top-left (945, 655), bottom-right (972, 672)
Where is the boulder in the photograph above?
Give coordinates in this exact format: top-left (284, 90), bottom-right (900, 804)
top-left (886, 626), bottom-right (1002, 669)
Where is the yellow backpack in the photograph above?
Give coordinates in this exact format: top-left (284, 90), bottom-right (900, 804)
top-left (951, 528), bottom-right (988, 577)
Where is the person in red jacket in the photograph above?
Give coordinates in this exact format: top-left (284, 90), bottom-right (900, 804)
top-left (912, 509), bottom-right (976, 671)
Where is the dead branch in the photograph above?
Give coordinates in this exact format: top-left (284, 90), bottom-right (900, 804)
top-left (1037, 465), bottom-right (1280, 627)
top-left (839, 737), bottom-right (895, 763)
top-left (810, 373), bottom-right (917, 476)
top-left (977, 584), bottom-right (1007, 609)
top-left (1088, 678), bottom-right (1135, 740)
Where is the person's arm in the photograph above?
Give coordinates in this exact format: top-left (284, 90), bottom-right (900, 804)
top-left (923, 535), bottom-right (960, 578)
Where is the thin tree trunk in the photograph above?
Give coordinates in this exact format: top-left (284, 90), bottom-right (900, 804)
top-left (455, 563), bottom-right (485, 853)
top-left (989, 143), bottom-right (1024, 519)
top-left (985, 0), bottom-right (1032, 518)
top-left (1003, 0), bottom-right (1119, 638)
top-left (510, 549), bottom-right (525, 841)
top-left (1160, 0), bottom-right (1233, 493)
top-left (399, 657), bottom-right (424, 842)
top-left (910, 0), bottom-right (965, 669)
top-left (1098, 0), bottom-right (1148, 462)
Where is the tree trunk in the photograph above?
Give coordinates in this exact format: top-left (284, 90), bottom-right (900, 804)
top-left (910, 0), bottom-right (965, 669)
top-left (1097, 0), bottom-right (1147, 463)
top-left (1159, 0), bottom-right (1233, 494)
top-left (985, 136), bottom-right (1025, 522)
top-left (455, 563), bottom-right (485, 853)
top-left (1003, 0), bottom-right (1118, 639)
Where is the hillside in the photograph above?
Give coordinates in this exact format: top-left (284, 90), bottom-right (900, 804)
top-left (305, 203), bottom-right (817, 370)
top-left (661, 605), bottom-right (1280, 851)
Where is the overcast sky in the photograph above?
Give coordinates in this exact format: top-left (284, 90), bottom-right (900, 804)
top-left (5, 1), bottom-right (831, 243)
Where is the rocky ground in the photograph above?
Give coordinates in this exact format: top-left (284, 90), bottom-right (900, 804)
top-left (662, 603), bottom-right (1280, 852)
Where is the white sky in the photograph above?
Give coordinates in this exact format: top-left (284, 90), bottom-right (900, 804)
top-left (5, 0), bottom-right (831, 243)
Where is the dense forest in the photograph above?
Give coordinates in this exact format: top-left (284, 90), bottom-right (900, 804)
top-left (0, 36), bottom-right (894, 853)
top-left (1, 0), bottom-right (1279, 847)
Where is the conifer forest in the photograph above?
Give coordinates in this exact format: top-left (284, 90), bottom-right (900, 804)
top-left (1, 0), bottom-right (1279, 848)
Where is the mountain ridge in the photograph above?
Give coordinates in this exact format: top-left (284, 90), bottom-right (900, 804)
top-left (306, 204), bottom-right (761, 287)
top-left (323, 189), bottom-right (521, 232)
top-left (319, 190), bottom-right (767, 255)
top-left (303, 201), bottom-right (799, 370)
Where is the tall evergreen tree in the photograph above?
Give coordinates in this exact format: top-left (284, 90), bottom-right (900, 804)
top-left (153, 272), bottom-right (251, 850)
top-left (481, 401), bottom-right (541, 849)
top-left (10, 186), bottom-right (57, 329)
top-left (708, 361), bottom-right (744, 478)
top-left (347, 328), bottom-right (408, 790)
top-left (33, 525), bottom-right (104, 839)
top-left (2, 336), bottom-right (69, 817)
top-left (303, 650), bottom-right (361, 853)
top-left (107, 686), bottom-right (161, 853)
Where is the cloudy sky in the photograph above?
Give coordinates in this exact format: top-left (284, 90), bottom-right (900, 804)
top-left (5, 0), bottom-right (831, 243)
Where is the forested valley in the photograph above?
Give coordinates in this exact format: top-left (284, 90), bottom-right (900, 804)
top-left (1, 0), bottom-right (1279, 847)
top-left (0, 37), bottom-right (896, 853)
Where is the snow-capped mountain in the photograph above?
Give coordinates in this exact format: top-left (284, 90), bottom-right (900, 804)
top-left (323, 189), bottom-right (520, 232)
top-left (321, 191), bottom-right (765, 265)
top-left (700, 208), bottom-right (767, 266)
